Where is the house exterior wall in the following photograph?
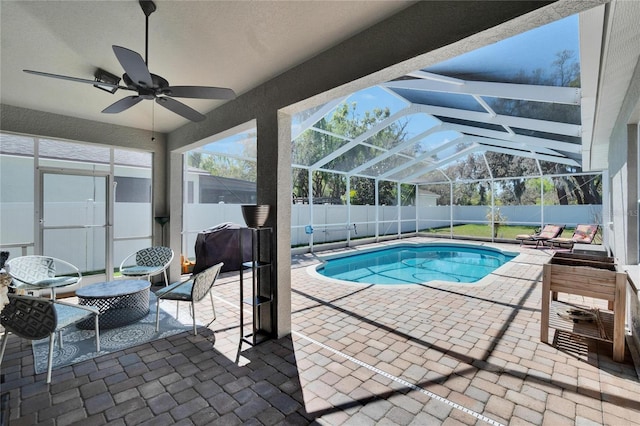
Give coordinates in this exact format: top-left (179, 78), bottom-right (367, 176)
top-left (607, 59), bottom-right (640, 359)
top-left (417, 190), bottom-right (438, 207)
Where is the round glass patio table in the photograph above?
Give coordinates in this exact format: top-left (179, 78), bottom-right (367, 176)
top-left (76, 279), bottom-right (150, 329)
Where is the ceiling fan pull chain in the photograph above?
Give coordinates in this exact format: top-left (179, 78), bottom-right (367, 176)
top-left (151, 102), bottom-right (155, 141)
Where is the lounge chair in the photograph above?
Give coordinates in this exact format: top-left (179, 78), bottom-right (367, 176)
top-left (515, 224), bottom-right (565, 248)
top-left (545, 224), bottom-right (599, 249)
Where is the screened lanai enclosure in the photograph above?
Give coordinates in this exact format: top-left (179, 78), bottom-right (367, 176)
top-left (182, 14), bottom-right (602, 256)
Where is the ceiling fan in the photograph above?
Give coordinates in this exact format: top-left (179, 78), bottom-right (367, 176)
top-left (23, 0), bottom-right (235, 122)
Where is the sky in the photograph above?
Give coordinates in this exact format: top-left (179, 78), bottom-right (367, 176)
top-left (427, 14), bottom-right (578, 79)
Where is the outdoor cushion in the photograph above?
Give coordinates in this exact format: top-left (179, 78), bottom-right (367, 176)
top-left (156, 280), bottom-right (192, 301)
top-left (119, 265), bottom-right (162, 276)
top-left (516, 224), bottom-right (564, 248)
top-left (32, 276), bottom-right (79, 288)
top-left (516, 225), bottom-right (564, 241)
top-left (537, 225), bottom-right (564, 239)
top-left (546, 224), bottom-right (599, 248)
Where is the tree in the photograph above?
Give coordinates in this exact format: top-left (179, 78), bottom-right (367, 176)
top-left (474, 50), bottom-right (599, 206)
top-left (485, 153), bottom-right (538, 205)
top-left (188, 150), bottom-right (257, 183)
top-left (292, 102), bottom-right (411, 205)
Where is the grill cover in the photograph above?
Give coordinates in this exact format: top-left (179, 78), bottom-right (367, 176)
top-left (193, 223), bottom-right (253, 274)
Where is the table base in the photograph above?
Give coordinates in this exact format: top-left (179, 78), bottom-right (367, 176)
top-left (77, 287), bottom-right (150, 329)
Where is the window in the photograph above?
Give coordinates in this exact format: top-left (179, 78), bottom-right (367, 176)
top-left (114, 176), bottom-right (151, 203)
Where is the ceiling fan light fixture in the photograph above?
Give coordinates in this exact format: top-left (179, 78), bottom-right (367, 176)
top-left (93, 69), bottom-right (121, 94)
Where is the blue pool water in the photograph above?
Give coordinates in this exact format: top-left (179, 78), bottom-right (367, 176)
top-left (317, 244), bottom-right (516, 285)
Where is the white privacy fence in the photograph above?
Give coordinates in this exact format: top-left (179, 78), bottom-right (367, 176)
top-left (2, 201), bottom-right (602, 264)
top-left (418, 204), bottom-right (601, 229)
top-left (182, 203), bottom-right (602, 256)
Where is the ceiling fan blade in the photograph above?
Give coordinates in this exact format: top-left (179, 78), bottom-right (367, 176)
top-left (156, 97), bottom-right (205, 122)
top-left (112, 46), bottom-right (153, 87)
top-left (23, 69), bottom-right (129, 91)
top-left (165, 86), bottom-right (236, 100)
top-left (102, 96), bottom-right (143, 113)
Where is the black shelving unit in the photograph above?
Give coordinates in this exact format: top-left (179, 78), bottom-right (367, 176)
top-left (239, 226), bottom-right (274, 346)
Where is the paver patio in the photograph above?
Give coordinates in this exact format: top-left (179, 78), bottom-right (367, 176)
top-left (2, 237), bottom-right (639, 425)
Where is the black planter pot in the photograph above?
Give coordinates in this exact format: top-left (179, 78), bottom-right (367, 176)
top-left (241, 205), bottom-right (270, 228)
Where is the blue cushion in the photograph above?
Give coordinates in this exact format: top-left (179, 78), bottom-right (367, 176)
top-left (156, 280), bottom-right (193, 301)
top-left (121, 266), bottom-right (161, 276)
top-left (54, 304), bottom-right (95, 329)
top-left (33, 277), bottom-right (79, 287)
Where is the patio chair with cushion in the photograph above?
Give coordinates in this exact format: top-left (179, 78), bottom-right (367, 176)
top-left (515, 224), bottom-right (565, 248)
top-left (155, 262), bottom-right (223, 336)
top-left (0, 293), bottom-right (100, 383)
top-left (120, 246), bottom-right (174, 287)
top-left (5, 255), bottom-right (82, 299)
top-left (545, 224), bottom-right (600, 249)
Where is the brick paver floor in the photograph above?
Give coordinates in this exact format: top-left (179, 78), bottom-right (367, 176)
top-left (2, 237), bottom-right (640, 425)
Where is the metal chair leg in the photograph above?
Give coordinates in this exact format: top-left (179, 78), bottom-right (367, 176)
top-left (191, 302), bottom-right (197, 335)
top-left (47, 333), bottom-right (55, 383)
top-left (94, 315), bottom-right (100, 352)
top-left (155, 298), bottom-right (161, 332)
top-left (202, 292), bottom-right (217, 330)
top-left (209, 292), bottom-right (216, 322)
top-left (0, 330), bottom-right (9, 364)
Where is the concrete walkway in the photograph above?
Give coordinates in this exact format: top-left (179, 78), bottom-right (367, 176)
top-left (2, 237), bottom-right (639, 425)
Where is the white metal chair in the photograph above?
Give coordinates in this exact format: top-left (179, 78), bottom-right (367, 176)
top-left (119, 247), bottom-right (174, 287)
top-left (155, 262), bottom-right (223, 335)
top-left (0, 293), bottom-right (100, 383)
top-left (5, 255), bottom-right (82, 299)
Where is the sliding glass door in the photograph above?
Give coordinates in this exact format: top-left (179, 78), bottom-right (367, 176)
top-left (40, 169), bottom-right (111, 279)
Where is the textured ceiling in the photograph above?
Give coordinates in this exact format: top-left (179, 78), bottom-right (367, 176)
top-left (0, 0), bottom-right (413, 133)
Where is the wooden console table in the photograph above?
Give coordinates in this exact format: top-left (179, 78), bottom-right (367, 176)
top-left (540, 252), bottom-right (627, 362)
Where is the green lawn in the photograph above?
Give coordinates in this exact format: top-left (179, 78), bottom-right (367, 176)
top-left (424, 224), bottom-right (587, 240)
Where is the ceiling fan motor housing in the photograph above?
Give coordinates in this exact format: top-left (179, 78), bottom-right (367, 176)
top-left (123, 72), bottom-right (169, 98)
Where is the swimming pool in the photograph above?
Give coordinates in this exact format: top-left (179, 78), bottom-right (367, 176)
top-left (315, 243), bottom-right (517, 285)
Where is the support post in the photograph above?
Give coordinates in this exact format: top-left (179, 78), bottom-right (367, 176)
top-left (375, 178), bottom-right (380, 241)
top-left (255, 110), bottom-right (291, 338)
top-left (346, 176), bottom-right (351, 246)
top-left (397, 181), bottom-right (401, 238)
top-left (308, 168), bottom-right (314, 253)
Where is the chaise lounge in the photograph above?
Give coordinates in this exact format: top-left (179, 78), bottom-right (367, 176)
top-left (515, 224), bottom-right (565, 248)
top-left (544, 224), bottom-right (599, 249)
